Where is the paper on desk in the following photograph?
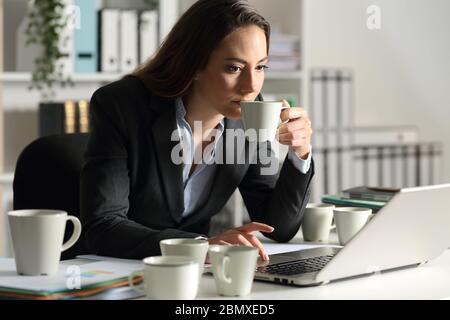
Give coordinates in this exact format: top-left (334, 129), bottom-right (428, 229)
top-left (76, 255), bottom-right (143, 265)
top-left (0, 257), bottom-right (143, 295)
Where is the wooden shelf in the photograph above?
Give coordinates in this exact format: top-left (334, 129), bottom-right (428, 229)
top-left (0, 72), bottom-right (125, 83)
top-left (265, 70), bottom-right (302, 80)
top-left (0, 71), bottom-right (302, 83)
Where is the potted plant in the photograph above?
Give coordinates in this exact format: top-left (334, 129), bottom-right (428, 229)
top-left (25, 0), bottom-right (159, 100)
top-left (25, 0), bottom-right (74, 101)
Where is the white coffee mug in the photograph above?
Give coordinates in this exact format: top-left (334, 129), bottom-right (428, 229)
top-left (333, 207), bottom-right (374, 245)
top-left (129, 256), bottom-right (200, 300)
top-left (302, 203), bottom-right (336, 242)
top-left (240, 101), bottom-right (289, 142)
top-left (160, 238), bottom-right (209, 277)
top-left (208, 245), bottom-right (258, 297)
top-left (8, 209), bottom-right (81, 276)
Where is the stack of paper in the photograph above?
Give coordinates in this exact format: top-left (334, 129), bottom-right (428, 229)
top-left (341, 186), bottom-right (399, 202)
top-left (0, 257), bottom-right (143, 300)
top-left (269, 33), bottom-right (301, 71)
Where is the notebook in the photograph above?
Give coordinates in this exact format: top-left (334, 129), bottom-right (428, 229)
top-left (0, 258), bottom-right (143, 300)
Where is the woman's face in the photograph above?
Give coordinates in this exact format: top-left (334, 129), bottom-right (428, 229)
top-left (192, 25), bottom-right (268, 120)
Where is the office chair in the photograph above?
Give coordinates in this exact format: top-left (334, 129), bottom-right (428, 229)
top-left (13, 133), bottom-right (89, 260)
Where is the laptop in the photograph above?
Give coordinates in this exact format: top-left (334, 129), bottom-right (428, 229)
top-left (254, 184), bottom-right (450, 286)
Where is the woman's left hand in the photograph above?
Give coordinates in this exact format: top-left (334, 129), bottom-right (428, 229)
top-left (277, 99), bottom-right (312, 159)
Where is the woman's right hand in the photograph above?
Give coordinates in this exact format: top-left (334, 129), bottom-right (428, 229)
top-left (208, 222), bottom-right (274, 261)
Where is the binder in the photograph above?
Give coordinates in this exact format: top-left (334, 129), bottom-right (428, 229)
top-left (39, 101), bottom-right (79, 137)
top-left (58, 0), bottom-right (75, 76)
top-left (159, 0), bottom-right (179, 41)
top-left (64, 101), bottom-right (77, 134)
top-left (321, 194), bottom-right (386, 212)
top-left (324, 70), bottom-right (338, 130)
top-left (78, 100), bottom-right (90, 133)
top-left (74, 0), bottom-right (97, 73)
top-left (120, 10), bottom-right (139, 72)
top-left (341, 186), bottom-right (398, 202)
top-left (139, 10), bottom-right (158, 64)
top-left (310, 70), bottom-right (324, 131)
top-left (98, 9), bottom-right (120, 72)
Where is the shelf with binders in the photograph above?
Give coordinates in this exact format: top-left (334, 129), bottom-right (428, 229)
top-left (0, 70), bottom-right (302, 83)
top-left (0, 0), bottom-right (180, 171)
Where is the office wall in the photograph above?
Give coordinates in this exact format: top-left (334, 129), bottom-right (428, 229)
top-left (303, 0), bottom-right (450, 182)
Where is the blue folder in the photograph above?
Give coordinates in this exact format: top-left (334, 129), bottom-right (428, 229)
top-left (74, 0), bottom-right (97, 73)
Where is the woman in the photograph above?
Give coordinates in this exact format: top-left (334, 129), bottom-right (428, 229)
top-left (80, 0), bottom-right (313, 261)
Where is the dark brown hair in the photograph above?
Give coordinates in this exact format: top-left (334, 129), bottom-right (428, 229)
top-left (132, 0), bottom-right (270, 98)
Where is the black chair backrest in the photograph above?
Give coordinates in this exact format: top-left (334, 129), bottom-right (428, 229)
top-left (13, 133), bottom-right (89, 260)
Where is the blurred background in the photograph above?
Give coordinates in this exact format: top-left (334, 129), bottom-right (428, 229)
top-left (1, 0), bottom-right (449, 256)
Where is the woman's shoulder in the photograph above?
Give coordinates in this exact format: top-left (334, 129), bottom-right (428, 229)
top-left (92, 75), bottom-right (150, 101)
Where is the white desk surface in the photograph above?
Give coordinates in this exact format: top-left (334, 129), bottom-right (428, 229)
top-left (66, 231), bottom-right (450, 300)
top-left (197, 231), bottom-right (450, 300)
top-left (197, 251), bottom-right (450, 300)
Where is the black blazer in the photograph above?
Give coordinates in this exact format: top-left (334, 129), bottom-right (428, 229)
top-left (80, 76), bottom-right (314, 259)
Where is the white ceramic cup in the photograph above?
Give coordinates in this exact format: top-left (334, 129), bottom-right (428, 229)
top-left (208, 245), bottom-right (258, 297)
top-left (7, 209), bottom-right (81, 276)
top-left (160, 238), bottom-right (209, 277)
top-left (129, 256), bottom-right (199, 300)
top-left (240, 101), bottom-right (289, 142)
top-left (302, 203), bottom-right (336, 242)
top-left (333, 207), bottom-right (374, 245)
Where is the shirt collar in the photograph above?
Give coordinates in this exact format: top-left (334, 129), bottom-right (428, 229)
top-left (175, 98), bottom-right (225, 132)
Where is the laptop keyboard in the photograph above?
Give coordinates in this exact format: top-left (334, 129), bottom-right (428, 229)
top-left (257, 254), bottom-right (335, 276)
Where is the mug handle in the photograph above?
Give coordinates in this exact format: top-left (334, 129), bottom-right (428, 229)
top-left (129, 270), bottom-right (145, 293)
top-left (61, 215), bottom-right (82, 252)
top-left (330, 223), bottom-right (336, 231)
top-left (279, 105), bottom-right (291, 125)
top-left (217, 255), bottom-right (232, 284)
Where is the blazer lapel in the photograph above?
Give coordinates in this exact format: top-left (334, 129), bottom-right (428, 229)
top-left (150, 97), bottom-right (185, 223)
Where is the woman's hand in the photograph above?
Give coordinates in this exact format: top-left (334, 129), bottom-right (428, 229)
top-left (208, 222), bottom-right (274, 261)
top-left (277, 99), bottom-right (312, 159)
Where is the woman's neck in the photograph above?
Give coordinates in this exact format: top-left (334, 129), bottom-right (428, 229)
top-left (182, 95), bottom-right (224, 141)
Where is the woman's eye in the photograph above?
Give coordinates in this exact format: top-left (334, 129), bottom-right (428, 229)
top-left (257, 65), bottom-right (269, 71)
top-left (226, 65), bottom-right (242, 73)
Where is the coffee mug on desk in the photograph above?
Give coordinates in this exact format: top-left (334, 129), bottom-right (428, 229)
top-left (8, 209), bottom-right (81, 276)
top-left (333, 207), bottom-right (374, 245)
top-left (128, 256), bottom-right (200, 300)
top-left (302, 203), bottom-right (336, 242)
top-left (208, 245), bottom-right (258, 297)
top-left (160, 238), bottom-right (209, 277)
top-left (240, 101), bottom-right (289, 142)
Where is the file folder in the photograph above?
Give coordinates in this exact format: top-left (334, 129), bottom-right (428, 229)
top-left (74, 0), bottom-right (97, 73)
top-left (120, 10), bottom-right (139, 72)
top-left (139, 10), bottom-right (158, 64)
top-left (58, 0), bottom-right (75, 76)
top-left (39, 101), bottom-right (79, 137)
top-left (98, 9), bottom-right (120, 72)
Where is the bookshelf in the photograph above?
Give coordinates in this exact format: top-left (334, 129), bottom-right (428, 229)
top-left (0, 0), bottom-right (306, 252)
top-left (0, 0), bottom-right (182, 257)
top-left (0, 70), bottom-right (303, 83)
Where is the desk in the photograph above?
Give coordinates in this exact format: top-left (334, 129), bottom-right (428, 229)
top-left (196, 249), bottom-right (450, 300)
top-left (65, 231), bottom-right (450, 300)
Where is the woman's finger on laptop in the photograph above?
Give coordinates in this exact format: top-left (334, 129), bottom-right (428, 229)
top-left (236, 222), bottom-right (274, 234)
top-left (239, 232), bottom-right (269, 261)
